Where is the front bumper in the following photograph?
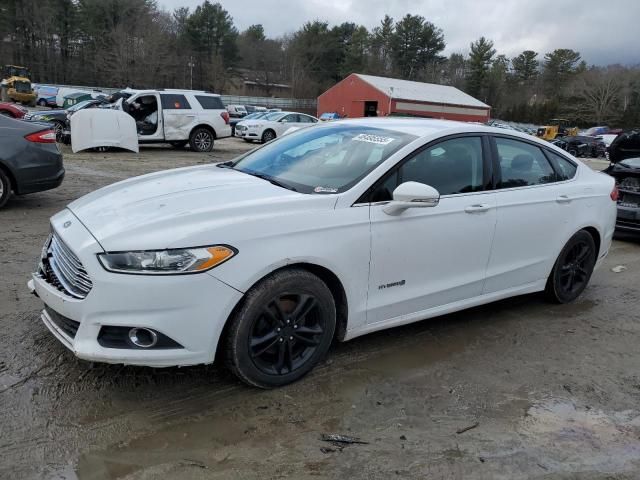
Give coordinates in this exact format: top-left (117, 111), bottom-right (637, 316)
top-left (29, 209), bottom-right (243, 367)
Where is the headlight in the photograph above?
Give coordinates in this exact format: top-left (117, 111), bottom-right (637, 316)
top-left (246, 124), bottom-right (260, 128)
top-left (98, 245), bottom-right (236, 275)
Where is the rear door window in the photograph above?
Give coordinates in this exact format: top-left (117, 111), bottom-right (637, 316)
top-left (160, 94), bottom-right (191, 110)
top-left (195, 95), bottom-right (224, 110)
top-left (495, 137), bottom-right (556, 188)
top-left (546, 151), bottom-right (577, 180)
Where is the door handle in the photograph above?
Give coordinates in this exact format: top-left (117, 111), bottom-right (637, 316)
top-left (465, 204), bottom-right (491, 213)
top-left (186, 114), bottom-right (196, 118)
top-left (556, 195), bottom-right (572, 204)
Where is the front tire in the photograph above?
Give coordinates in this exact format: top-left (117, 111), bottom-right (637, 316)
top-left (225, 269), bottom-right (336, 388)
top-left (545, 231), bottom-right (596, 304)
top-left (189, 127), bottom-right (214, 152)
top-left (52, 121), bottom-right (64, 143)
top-left (0, 169), bottom-right (12, 209)
top-left (261, 129), bottom-right (276, 143)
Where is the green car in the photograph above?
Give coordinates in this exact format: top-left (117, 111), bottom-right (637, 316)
top-left (62, 92), bottom-right (93, 109)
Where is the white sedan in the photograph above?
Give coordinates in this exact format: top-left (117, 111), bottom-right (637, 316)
top-left (29, 119), bottom-right (617, 388)
top-left (235, 111), bottom-right (318, 143)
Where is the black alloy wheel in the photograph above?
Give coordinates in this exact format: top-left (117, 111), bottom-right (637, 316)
top-left (249, 293), bottom-right (325, 375)
top-left (225, 269), bottom-right (336, 388)
top-left (546, 230), bottom-right (596, 303)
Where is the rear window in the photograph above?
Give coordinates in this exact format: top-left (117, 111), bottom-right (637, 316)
top-left (195, 95), bottom-right (224, 110)
top-left (160, 94), bottom-right (191, 109)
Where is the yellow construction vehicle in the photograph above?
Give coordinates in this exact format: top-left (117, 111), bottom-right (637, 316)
top-left (1, 65), bottom-right (37, 106)
top-left (536, 118), bottom-right (579, 141)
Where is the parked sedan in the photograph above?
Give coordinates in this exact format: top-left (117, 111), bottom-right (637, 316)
top-left (0, 115), bottom-right (64, 208)
top-left (605, 157), bottom-right (640, 232)
top-left (0, 101), bottom-right (28, 119)
top-left (230, 111), bottom-right (267, 136)
top-left (235, 111), bottom-right (319, 143)
top-left (29, 119), bottom-right (615, 388)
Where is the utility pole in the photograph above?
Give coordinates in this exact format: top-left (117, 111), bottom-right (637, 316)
top-left (188, 57), bottom-right (195, 90)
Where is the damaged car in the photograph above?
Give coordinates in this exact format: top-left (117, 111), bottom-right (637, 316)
top-left (71, 90), bottom-right (231, 153)
top-left (606, 130), bottom-right (640, 164)
top-left (606, 158), bottom-right (640, 233)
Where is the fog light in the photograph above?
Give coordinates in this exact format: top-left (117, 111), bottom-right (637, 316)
top-left (128, 327), bottom-right (158, 348)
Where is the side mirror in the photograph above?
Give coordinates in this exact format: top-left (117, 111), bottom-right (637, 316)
top-left (383, 181), bottom-right (440, 216)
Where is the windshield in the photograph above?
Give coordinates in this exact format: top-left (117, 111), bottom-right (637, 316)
top-left (264, 112), bottom-right (285, 121)
top-left (245, 112), bottom-right (266, 120)
top-left (68, 100), bottom-right (94, 112)
top-left (230, 124), bottom-right (417, 194)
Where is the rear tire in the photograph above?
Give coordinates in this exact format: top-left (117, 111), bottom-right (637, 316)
top-left (225, 269), bottom-right (336, 389)
top-left (189, 127), bottom-right (214, 152)
top-left (545, 231), bottom-right (596, 304)
top-left (38, 99), bottom-right (47, 107)
top-left (0, 169), bottom-right (12, 209)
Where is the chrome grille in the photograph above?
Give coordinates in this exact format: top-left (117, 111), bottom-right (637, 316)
top-left (39, 233), bottom-right (93, 299)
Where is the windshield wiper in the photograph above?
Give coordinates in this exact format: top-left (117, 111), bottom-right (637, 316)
top-left (236, 169), bottom-right (297, 192)
top-left (216, 161), bottom-right (235, 169)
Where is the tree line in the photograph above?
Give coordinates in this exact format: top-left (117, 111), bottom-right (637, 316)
top-left (1, 0), bottom-right (639, 127)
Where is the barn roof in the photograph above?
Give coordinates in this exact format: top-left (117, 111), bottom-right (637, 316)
top-left (355, 74), bottom-right (490, 109)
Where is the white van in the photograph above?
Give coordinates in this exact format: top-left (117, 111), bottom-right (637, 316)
top-left (226, 104), bottom-right (247, 118)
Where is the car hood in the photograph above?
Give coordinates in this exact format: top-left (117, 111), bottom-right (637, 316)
top-left (67, 165), bottom-right (334, 251)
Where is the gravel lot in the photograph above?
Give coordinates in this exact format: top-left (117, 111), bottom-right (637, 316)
top-left (1, 140), bottom-right (639, 479)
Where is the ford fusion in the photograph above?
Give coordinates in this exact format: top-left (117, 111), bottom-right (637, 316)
top-left (29, 119), bottom-right (617, 388)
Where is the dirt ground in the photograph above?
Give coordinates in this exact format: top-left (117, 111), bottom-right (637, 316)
top-left (1, 140), bottom-right (640, 479)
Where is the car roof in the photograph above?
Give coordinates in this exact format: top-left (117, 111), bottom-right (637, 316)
top-left (318, 117), bottom-right (574, 154)
top-left (129, 89), bottom-right (221, 97)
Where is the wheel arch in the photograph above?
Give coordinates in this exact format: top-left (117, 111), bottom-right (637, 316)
top-left (215, 262), bottom-right (349, 362)
top-left (545, 225), bottom-right (603, 280)
top-left (190, 123), bottom-right (217, 139)
top-left (582, 225), bottom-right (601, 256)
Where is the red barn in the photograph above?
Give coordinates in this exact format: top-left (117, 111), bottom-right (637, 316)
top-left (318, 73), bottom-right (490, 122)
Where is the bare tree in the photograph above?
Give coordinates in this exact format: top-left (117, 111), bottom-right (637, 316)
top-left (571, 67), bottom-right (622, 124)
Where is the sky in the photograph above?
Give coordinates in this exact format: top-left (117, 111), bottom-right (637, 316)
top-left (158, 0), bottom-right (640, 66)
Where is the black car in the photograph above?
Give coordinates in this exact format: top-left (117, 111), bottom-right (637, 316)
top-left (559, 136), bottom-right (606, 157)
top-left (0, 115), bottom-right (64, 208)
top-left (607, 130), bottom-right (640, 163)
top-left (24, 98), bottom-right (109, 141)
top-left (606, 157), bottom-right (640, 233)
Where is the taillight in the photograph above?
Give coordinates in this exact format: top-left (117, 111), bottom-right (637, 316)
top-left (25, 129), bottom-right (57, 143)
top-left (610, 185), bottom-right (619, 202)
top-left (220, 111), bottom-right (230, 125)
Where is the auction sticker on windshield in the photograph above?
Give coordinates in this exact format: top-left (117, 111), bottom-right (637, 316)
top-left (352, 133), bottom-right (395, 145)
